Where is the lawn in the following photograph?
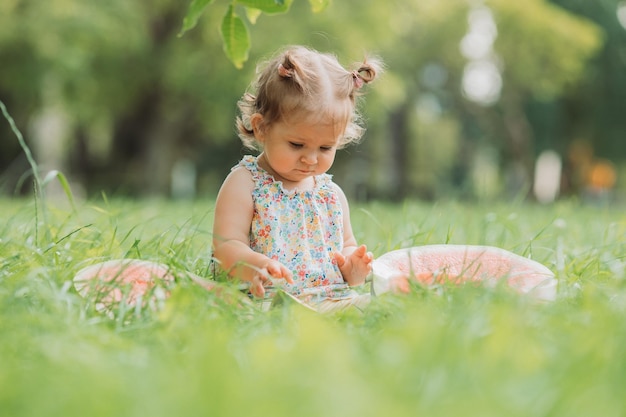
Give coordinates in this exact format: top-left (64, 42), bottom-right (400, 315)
top-left (1, 196), bottom-right (624, 417)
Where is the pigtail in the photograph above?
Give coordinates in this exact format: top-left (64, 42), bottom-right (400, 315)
top-left (276, 52), bottom-right (311, 95)
top-left (350, 56), bottom-right (384, 92)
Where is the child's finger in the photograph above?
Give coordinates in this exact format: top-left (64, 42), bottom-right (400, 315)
top-left (280, 265), bottom-right (294, 284)
top-left (349, 245), bottom-right (366, 261)
top-left (266, 262), bottom-right (286, 278)
top-left (250, 278), bottom-right (266, 298)
top-left (333, 251), bottom-right (346, 267)
top-left (250, 269), bottom-right (271, 297)
top-left (267, 262), bottom-right (294, 284)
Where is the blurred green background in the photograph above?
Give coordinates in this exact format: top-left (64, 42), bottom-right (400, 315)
top-left (1, 0), bottom-right (624, 203)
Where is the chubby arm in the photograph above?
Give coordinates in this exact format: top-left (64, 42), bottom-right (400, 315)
top-left (212, 167), bottom-right (293, 297)
top-left (331, 183), bottom-right (373, 286)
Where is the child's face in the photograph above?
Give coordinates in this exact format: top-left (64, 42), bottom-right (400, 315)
top-left (254, 116), bottom-right (343, 186)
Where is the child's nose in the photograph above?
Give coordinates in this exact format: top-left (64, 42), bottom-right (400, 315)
top-left (301, 150), bottom-right (317, 165)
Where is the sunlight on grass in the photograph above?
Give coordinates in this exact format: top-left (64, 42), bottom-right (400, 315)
top-left (1, 197), bottom-right (624, 417)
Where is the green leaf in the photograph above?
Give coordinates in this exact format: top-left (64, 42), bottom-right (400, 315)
top-left (179, 0), bottom-right (216, 37)
top-left (221, 6), bottom-right (250, 69)
top-left (307, 0), bottom-right (329, 13)
top-left (236, 0), bottom-right (293, 15)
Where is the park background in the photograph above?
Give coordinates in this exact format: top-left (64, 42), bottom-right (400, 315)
top-left (1, 0), bottom-right (625, 204)
top-left (2, 3), bottom-right (626, 416)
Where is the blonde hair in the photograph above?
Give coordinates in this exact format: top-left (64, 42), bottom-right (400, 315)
top-left (236, 45), bottom-right (383, 150)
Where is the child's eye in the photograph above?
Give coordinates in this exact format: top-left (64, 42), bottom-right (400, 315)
top-left (320, 146), bottom-right (333, 152)
top-left (289, 142), bottom-right (303, 149)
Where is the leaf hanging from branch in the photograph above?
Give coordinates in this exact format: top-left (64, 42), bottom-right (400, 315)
top-left (180, 0), bottom-right (329, 67)
top-left (179, 0), bottom-right (216, 37)
top-left (221, 5), bottom-right (250, 69)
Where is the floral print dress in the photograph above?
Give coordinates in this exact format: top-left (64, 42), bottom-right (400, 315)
top-left (238, 155), bottom-right (355, 302)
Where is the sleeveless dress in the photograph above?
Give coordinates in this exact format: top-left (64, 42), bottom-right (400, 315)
top-left (238, 155), bottom-right (357, 302)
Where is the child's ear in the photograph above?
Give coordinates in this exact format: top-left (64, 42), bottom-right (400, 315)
top-left (250, 113), bottom-right (265, 141)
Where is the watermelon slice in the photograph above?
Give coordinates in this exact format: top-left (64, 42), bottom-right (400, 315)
top-left (73, 259), bottom-right (217, 315)
top-left (371, 245), bottom-right (557, 301)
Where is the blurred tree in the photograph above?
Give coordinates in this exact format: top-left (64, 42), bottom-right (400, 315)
top-left (486, 0), bottom-right (602, 197)
top-left (0, 0), bottom-right (147, 192)
top-left (541, 0), bottom-right (626, 195)
top-left (0, 0), bottom-right (609, 201)
top-left (0, 0), bottom-right (249, 196)
top-left (371, 0), bottom-right (469, 200)
top-left (371, 0), bottom-right (602, 200)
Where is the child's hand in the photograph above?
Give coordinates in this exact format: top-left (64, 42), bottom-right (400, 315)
top-left (250, 259), bottom-right (294, 298)
top-left (334, 245), bottom-right (374, 287)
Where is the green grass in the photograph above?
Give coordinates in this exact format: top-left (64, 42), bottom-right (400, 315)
top-left (1, 196), bottom-right (625, 417)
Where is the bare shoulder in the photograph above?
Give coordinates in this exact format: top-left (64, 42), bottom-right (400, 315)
top-left (217, 166), bottom-right (254, 196)
top-left (224, 165), bottom-right (253, 185)
top-left (214, 165), bottom-right (255, 216)
top-left (213, 165), bottom-right (255, 243)
top-left (329, 181), bottom-right (349, 206)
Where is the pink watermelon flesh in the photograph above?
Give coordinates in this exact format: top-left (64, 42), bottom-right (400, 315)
top-left (73, 259), bottom-right (220, 314)
top-left (73, 260), bottom-right (176, 313)
top-left (371, 245), bottom-right (556, 301)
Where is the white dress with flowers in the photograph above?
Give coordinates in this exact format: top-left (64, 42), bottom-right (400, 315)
top-left (238, 155), bottom-right (355, 301)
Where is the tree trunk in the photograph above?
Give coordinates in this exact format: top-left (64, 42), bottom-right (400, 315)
top-left (388, 103), bottom-right (412, 201)
top-left (501, 94), bottom-right (535, 198)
